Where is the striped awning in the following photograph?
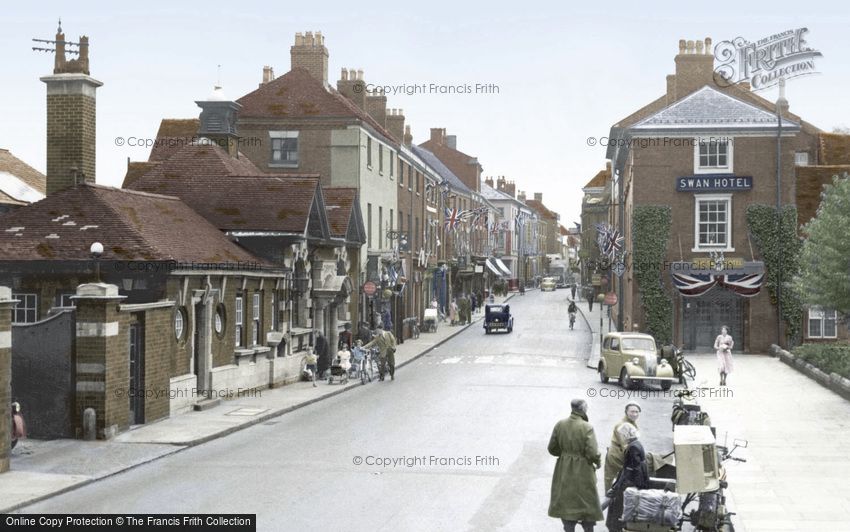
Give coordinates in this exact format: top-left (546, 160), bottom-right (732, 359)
top-left (486, 258), bottom-right (504, 277)
top-left (494, 258), bottom-right (512, 277)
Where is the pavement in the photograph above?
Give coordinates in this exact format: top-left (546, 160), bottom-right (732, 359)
top-left (0, 293), bottom-right (513, 514)
top-left (575, 298), bottom-right (614, 370)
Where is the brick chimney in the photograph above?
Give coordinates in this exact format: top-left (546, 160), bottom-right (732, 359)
top-left (337, 67), bottom-right (366, 110)
top-left (366, 89), bottom-right (387, 127)
top-left (259, 65), bottom-right (275, 87)
top-left (40, 23), bottom-right (102, 195)
top-left (290, 31), bottom-right (328, 86)
top-left (495, 176), bottom-right (516, 198)
top-left (386, 109), bottom-right (405, 142)
top-left (403, 125), bottom-right (413, 147)
top-left (517, 190), bottom-right (526, 203)
top-left (484, 176), bottom-right (494, 188)
top-left (430, 128), bottom-right (446, 145)
top-left (672, 37), bottom-right (715, 99)
top-left (196, 85), bottom-right (242, 157)
top-left (446, 135), bottom-right (457, 149)
top-left (534, 192), bottom-right (542, 202)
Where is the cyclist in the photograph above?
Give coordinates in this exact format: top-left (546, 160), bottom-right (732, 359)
top-left (568, 299), bottom-right (578, 330)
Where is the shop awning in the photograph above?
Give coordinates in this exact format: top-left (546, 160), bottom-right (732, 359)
top-left (495, 258), bottom-right (512, 277)
top-left (486, 258), bottom-right (504, 277)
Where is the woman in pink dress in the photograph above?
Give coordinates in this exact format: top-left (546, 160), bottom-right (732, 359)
top-left (714, 326), bottom-right (734, 386)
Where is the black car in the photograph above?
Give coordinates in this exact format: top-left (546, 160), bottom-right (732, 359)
top-left (484, 304), bottom-right (513, 334)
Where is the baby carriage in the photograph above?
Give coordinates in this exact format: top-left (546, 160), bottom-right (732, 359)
top-left (327, 351), bottom-right (351, 384)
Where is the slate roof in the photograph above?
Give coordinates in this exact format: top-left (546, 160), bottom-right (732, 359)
top-left (149, 119), bottom-right (201, 162)
top-left (0, 184), bottom-right (271, 265)
top-left (411, 146), bottom-right (470, 195)
top-left (0, 148), bottom-right (46, 206)
top-left (480, 181), bottom-right (523, 206)
top-left (631, 86), bottom-right (801, 133)
top-left (236, 68), bottom-right (398, 146)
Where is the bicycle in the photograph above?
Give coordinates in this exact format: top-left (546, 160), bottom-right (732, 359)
top-left (355, 348), bottom-right (376, 384)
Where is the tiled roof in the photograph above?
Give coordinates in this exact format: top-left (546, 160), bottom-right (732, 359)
top-left (525, 199), bottom-right (558, 220)
top-left (796, 165), bottom-right (850, 227)
top-left (411, 146), bottom-right (470, 195)
top-left (0, 149), bottom-right (46, 205)
top-left (632, 86), bottom-right (800, 131)
top-left (149, 119), bottom-right (201, 162)
top-left (322, 187), bottom-right (356, 238)
top-left (122, 142), bottom-right (265, 188)
top-left (819, 133), bottom-right (850, 165)
top-left (583, 168), bottom-right (610, 189)
top-left (236, 68), bottom-right (398, 145)
top-left (0, 184), bottom-right (270, 265)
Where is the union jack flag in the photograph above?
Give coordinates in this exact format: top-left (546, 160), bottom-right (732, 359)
top-left (444, 207), bottom-right (462, 231)
top-left (596, 223), bottom-right (624, 259)
top-left (672, 272), bottom-right (764, 297)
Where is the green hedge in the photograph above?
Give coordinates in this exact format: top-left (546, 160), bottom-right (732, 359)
top-left (792, 342), bottom-right (850, 380)
top-left (632, 206), bottom-right (673, 345)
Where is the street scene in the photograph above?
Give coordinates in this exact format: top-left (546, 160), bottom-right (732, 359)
top-left (2, 2), bottom-right (850, 532)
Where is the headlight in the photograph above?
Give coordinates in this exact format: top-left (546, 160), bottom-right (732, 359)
top-left (660, 358), bottom-right (668, 365)
top-left (633, 357), bottom-right (640, 365)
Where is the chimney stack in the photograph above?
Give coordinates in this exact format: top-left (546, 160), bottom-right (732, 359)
top-left (386, 108), bottom-right (405, 143)
top-left (484, 176), bottom-right (494, 188)
top-left (429, 128), bottom-right (446, 145)
top-left (290, 31), bottom-right (329, 86)
top-left (366, 88), bottom-right (388, 127)
top-left (534, 192), bottom-right (542, 202)
top-left (776, 78), bottom-right (789, 117)
top-left (446, 135), bottom-right (457, 150)
top-left (517, 190), bottom-right (526, 203)
top-left (337, 67), bottom-right (366, 109)
top-left (41, 23), bottom-right (102, 195)
top-left (259, 65), bottom-right (275, 87)
top-left (403, 125), bottom-right (413, 147)
top-left (672, 37), bottom-right (714, 99)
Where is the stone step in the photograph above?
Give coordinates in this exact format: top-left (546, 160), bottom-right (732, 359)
top-left (193, 398), bottom-right (221, 411)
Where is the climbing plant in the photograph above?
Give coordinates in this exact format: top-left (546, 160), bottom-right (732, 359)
top-left (632, 206), bottom-right (673, 345)
top-left (746, 204), bottom-right (803, 346)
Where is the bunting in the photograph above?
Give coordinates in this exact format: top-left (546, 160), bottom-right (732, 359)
top-left (671, 272), bottom-right (764, 297)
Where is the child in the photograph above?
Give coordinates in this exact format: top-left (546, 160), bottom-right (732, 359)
top-left (305, 350), bottom-right (318, 387)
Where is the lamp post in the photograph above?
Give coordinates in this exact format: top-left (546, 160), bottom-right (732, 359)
top-left (90, 241), bottom-right (103, 282)
top-left (386, 228), bottom-right (409, 342)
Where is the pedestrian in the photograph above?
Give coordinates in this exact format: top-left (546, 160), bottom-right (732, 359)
top-left (714, 325), bottom-right (734, 386)
top-left (571, 283), bottom-right (577, 300)
top-left (304, 350), bottom-right (318, 387)
top-left (352, 339), bottom-right (366, 376)
top-left (314, 330), bottom-right (329, 379)
top-left (339, 323), bottom-right (353, 351)
top-left (587, 287), bottom-right (594, 311)
top-left (364, 323), bottom-right (397, 381)
top-left (450, 298), bottom-right (458, 325)
top-left (548, 398), bottom-right (604, 532)
top-left (604, 423), bottom-right (649, 532)
top-left (470, 292), bottom-right (478, 315)
top-left (603, 402), bottom-right (641, 492)
top-left (336, 343), bottom-right (352, 379)
top-left (459, 295), bottom-right (471, 325)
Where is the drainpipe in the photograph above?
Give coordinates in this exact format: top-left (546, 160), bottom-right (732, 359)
top-left (775, 83), bottom-right (784, 347)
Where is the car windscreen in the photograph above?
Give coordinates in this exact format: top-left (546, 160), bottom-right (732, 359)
top-left (621, 338), bottom-right (656, 352)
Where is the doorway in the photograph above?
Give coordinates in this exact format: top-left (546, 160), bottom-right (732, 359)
top-left (128, 318), bottom-right (144, 425)
top-left (682, 287), bottom-right (745, 352)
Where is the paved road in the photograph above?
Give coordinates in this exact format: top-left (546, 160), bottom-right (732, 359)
top-left (19, 290), bottom-right (680, 531)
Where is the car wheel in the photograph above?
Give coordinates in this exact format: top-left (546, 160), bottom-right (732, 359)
top-left (661, 380), bottom-right (672, 391)
top-left (599, 363), bottom-right (609, 383)
top-left (620, 368), bottom-right (634, 390)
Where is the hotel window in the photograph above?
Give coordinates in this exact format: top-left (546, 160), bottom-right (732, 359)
top-left (269, 131), bottom-right (299, 166)
top-left (795, 151), bottom-right (810, 166)
top-left (808, 307), bottom-right (838, 339)
top-left (12, 293), bottom-right (37, 324)
top-left (694, 137), bottom-right (732, 173)
top-left (367, 137), bottom-right (373, 168)
top-left (235, 294), bottom-right (244, 347)
top-left (252, 292), bottom-right (261, 346)
top-left (694, 195), bottom-right (733, 251)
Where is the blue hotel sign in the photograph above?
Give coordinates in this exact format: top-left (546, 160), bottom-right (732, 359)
top-left (676, 175), bottom-right (753, 192)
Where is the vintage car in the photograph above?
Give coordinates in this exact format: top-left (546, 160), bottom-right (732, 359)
top-left (598, 332), bottom-right (676, 390)
top-left (484, 304), bottom-right (513, 334)
top-left (541, 277), bottom-right (557, 292)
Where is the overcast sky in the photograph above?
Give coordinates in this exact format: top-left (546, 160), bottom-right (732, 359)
top-left (3, 1), bottom-right (848, 227)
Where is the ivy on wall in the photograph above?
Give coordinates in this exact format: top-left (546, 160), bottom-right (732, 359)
top-left (745, 204), bottom-right (803, 346)
top-left (632, 206), bottom-right (673, 345)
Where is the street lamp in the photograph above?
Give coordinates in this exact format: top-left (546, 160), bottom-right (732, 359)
top-left (90, 241), bottom-right (103, 282)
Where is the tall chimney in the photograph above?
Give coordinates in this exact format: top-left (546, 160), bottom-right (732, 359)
top-left (366, 89), bottom-right (387, 127)
top-left (259, 65), bottom-right (275, 87)
top-left (517, 190), bottom-right (526, 203)
top-left (484, 176), bottom-right (494, 188)
top-left (386, 108), bottom-right (405, 142)
top-left (41, 23), bottom-right (102, 195)
top-left (290, 31), bottom-right (328, 86)
top-left (534, 192), bottom-right (542, 202)
top-left (403, 125), bottom-right (413, 147)
top-left (337, 67), bottom-right (366, 109)
top-left (505, 180), bottom-right (516, 198)
top-left (446, 135), bottom-right (457, 149)
top-left (429, 128), bottom-right (446, 145)
top-left (674, 37), bottom-right (714, 98)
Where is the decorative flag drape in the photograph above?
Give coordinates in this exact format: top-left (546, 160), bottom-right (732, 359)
top-left (671, 272), bottom-right (765, 297)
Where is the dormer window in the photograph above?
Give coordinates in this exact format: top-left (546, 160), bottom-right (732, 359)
top-left (269, 131), bottom-right (299, 167)
top-left (694, 137), bottom-right (732, 174)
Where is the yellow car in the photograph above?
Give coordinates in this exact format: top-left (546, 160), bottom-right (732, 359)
top-left (541, 277), bottom-right (557, 291)
top-left (598, 332), bottom-right (676, 390)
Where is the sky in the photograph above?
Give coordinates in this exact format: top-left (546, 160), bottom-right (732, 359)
top-left (3, 1), bottom-right (849, 227)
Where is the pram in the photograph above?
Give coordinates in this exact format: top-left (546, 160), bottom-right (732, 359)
top-left (327, 352), bottom-right (351, 384)
top-left (423, 308), bottom-right (439, 332)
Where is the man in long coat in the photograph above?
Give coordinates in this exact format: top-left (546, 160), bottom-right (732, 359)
top-left (364, 323), bottom-right (397, 381)
top-left (604, 401), bottom-right (641, 491)
top-left (314, 331), bottom-right (330, 378)
top-left (548, 398), bottom-right (604, 532)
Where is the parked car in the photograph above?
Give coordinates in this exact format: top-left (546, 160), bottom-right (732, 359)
top-left (484, 304), bottom-right (513, 334)
top-left (541, 277), bottom-right (557, 292)
top-left (598, 332), bottom-right (676, 390)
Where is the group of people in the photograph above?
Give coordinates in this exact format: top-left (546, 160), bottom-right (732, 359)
top-left (548, 399), bottom-right (651, 532)
top-left (448, 292), bottom-right (483, 325)
top-left (303, 322), bottom-right (399, 386)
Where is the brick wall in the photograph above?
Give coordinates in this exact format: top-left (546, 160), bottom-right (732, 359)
top-left (45, 92), bottom-right (97, 195)
top-left (141, 307), bottom-right (173, 422)
top-left (0, 289), bottom-right (14, 472)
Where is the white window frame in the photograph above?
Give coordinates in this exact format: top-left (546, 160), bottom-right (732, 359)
top-left (56, 293), bottom-right (76, 308)
top-left (252, 292), bottom-right (261, 346)
top-left (692, 193), bottom-right (734, 252)
top-left (235, 294), bottom-right (244, 347)
top-left (795, 151), bottom-right (810, 166)
top-left (808, 307), bottom-right (838, 339)
top-left (12, 293), bottom-right (38, 324)
top-left (694, 137), bottom-right (733, 174)
top-left (269, 131), bottom-right (299, 167)
top-left (174, 308), bottom-right (185, 341)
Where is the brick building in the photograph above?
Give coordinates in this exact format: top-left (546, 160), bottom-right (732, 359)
top-left (606, 37), bottom-right (826, 353)
top-left (579, 165), bottom-right (611, 290)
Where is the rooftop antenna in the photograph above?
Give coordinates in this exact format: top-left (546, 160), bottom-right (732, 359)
top-left (216, 64), bottom-right (222, 89)
top-left (32, 18), bottom-right (81, 55)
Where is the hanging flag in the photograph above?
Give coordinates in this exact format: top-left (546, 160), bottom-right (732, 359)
top-left (444, 207), bottom-right (461, 231)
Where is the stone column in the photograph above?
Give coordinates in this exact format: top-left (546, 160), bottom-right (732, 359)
top-left (328, 303), bottom-right (339, 353)
top-left (73, 283), bottom-right (126, 439)
top-left (0, 288), bottom-right (18, 472)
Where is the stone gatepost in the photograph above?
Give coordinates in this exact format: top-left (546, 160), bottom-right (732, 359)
top-left (0, 287), bottom-right (18, 472)
top-left (72, 283), bottom-right (126, 439)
